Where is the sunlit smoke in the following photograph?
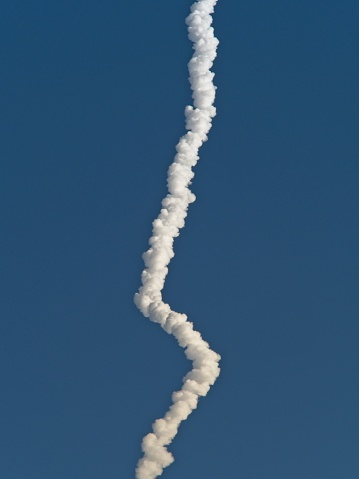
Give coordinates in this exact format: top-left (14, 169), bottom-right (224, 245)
top-left (134, 2), bottom-right (220, 478)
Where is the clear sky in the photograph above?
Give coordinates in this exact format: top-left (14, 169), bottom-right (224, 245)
top-left (1, 1), bottom-right (358, 478)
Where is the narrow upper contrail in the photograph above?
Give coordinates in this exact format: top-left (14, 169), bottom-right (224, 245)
top-left (134, 1), bottom-right (220, 478)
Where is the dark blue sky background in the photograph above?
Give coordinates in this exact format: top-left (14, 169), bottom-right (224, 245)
top-left (1, 1), bottom-right (358, 478)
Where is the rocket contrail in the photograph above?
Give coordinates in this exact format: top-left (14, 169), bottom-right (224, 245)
top-left (134, 1), bottom-right (220, 478)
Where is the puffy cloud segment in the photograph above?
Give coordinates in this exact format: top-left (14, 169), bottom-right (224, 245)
top-left (134, 1), bottom-right (220, 478)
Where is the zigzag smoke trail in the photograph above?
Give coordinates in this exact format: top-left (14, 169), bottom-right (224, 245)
top-left (134, 1), bottom-right (220, 478)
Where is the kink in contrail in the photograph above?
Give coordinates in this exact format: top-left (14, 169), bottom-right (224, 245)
top-left (134, 1), bottom-right (220, 478)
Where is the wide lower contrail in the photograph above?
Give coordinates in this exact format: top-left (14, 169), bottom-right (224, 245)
top-left (134, 1), bottom-right (220, 478)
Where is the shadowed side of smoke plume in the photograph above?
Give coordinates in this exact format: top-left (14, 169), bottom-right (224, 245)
top-left (134, 2), bottom-right (220, 478)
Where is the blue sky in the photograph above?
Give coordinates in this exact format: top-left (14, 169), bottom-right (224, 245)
top-left (1, 1), bottom-right (358, 478)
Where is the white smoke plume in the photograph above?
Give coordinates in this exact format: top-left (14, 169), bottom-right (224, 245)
top-left (134, 1), bottom-right (220, 478)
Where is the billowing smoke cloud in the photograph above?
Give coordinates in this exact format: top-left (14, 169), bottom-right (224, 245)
top-left (134, 1), bottom-right (220, 478)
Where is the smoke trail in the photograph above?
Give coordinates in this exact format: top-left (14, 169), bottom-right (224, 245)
top-left (134, 1), bottom-right (220, 478)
